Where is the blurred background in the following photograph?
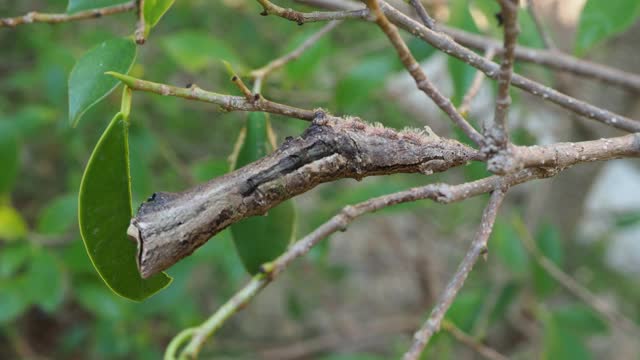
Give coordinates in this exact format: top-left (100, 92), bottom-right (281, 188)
top-left (1, 0), bottom-right (639, 358)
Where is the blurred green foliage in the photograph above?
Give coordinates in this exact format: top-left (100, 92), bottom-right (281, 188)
top-left (1, 0), bottom-right (639, 359)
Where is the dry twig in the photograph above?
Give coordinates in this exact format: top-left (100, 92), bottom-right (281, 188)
top-left (364, 0), bottom-right (484, 147)
top-left (292, 0), bottom-right (640, 131)
top-left (0, 1), bottom-right (136, 27)
top-left (408, 0), bottom-right (436, 30)
top-left (483, 0), bottom-right (520, 174)
top-left (403, 188), bottom-right (507, 359)
top-left (134, 0), bottom-right (146, 44)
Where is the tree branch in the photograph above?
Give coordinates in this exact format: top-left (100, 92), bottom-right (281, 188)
top-left (297, 0), bottom-right (640, 93)
top-left (292, 0), bottom-right (640, 132)
top-left (169, 167), bottom-right (555, 359)
top-left (483, 0), bottom-right (519, 174)
top-left (110, 71), bottom-right (639, 281)
top-left (255, 0), bottom-right (368, 24)
top-left (134, 0), bottom-right (146, 44)
top-left (0, 1), bottom-right (136, 28)
top-left (408, 0), bottom-right (436, 30)
top-left (128, 114), bottom-right (480, 278)
top-left (403, 188), bottom-right (507, 360)
top-left (364, 0), bottom-right (485, 147)
top-left (106, 72), bottom-right (318, 120)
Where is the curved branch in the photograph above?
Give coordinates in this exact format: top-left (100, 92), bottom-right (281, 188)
top-left (128, 115), bottom-right (480, 278)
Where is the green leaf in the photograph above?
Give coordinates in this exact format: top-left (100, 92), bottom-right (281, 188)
top-left (0, 244), bottom-right (31, 278)
top-left (75, 283), bottom-right (126, 319)
top-left (190, 158), bottom-right (229, 182)
top-left (79, 113), bottom-right (171, 300)
top-left (144, 0), bottom-right (175, 28)
top-left (26, 249), bottom-right (65, 313)
top-left (37, 194), bottom-right (78, 235)
top-left (336, 55), bottom-right (397, 112)
top-left (489, 219), bottom-right (529, 277)
top-left (162, 31), bottom-right (242, 73)
top-left (68, 38), bottom-right (137, 126)
top-left (67, 0), bottom-right (129, 13)
top-left (284, 26), bottom-right (332, 82)
top-left (575, 0), bottom-right (640, 56)
top-left (445, 290), bottom-right (486, 332)
top-left (0, 205), bottom-right (28, 242)
top-left (542, 314), bottom-right (593, 360)
top-left (532, 223), bottom-right (564, 297)
top-left (230, 112), bottom-right (296, 274)
top-left (517, 8), bottom-right (545, 49)
top-left (551, 305), bottom-right (608, 337)
top-left (0, 121), bottom-right (20, 194)
top-left (0, 280), bottom-right (30, 323)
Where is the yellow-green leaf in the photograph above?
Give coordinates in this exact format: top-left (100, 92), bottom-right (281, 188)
top-left (230, 112), bottom-right (296, 274)
top-left (68, 38), bottom-right (137, 126)
top-left (79, 113), bottom-right (171, 300)
top-left (144, 0), bottom-right (175, 29)
top-left (0, 206), bottom-right (28, 242)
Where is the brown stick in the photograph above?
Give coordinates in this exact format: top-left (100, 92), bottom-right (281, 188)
top-left (296, 0), bottom-right (640, 93)
top-left (0, 1), bottom-right (136, 28)
top-left (364, 0), bottom-right (484, 147)
top-left (483, 0), bottom-right (519, 174)
top-left (292, 0), bottom-right (640, 132)
top-left (403, 188), bottom-right (507, 360)
top-left (128, 115), bottom-right (480, 278)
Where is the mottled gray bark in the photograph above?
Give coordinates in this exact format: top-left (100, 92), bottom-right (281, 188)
top-left (128, 115), bottom-right (480, 278)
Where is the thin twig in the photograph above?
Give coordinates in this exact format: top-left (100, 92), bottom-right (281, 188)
top-left (377, 0), bottom-right (640, 133)
top-left (251, 20), bottom-right (341, 93)
top-left (484, 0), bottom-right (520, 143)
top-left (442, 25), bottom-right (640, 92)
top-left (296, 0), bottom-right (640, 93)
top-left (408, 0), bottom-right (436, 29)
top-left (512, 217), bottom-right (640, 335)
top-left (256, 0), bottom-right (368, 24)
top-left (109, 73), bottom-right (640, 171)
top-left (224, 61), bottom-right (254, 100)
top-left (459, 47), bottom-right (496, 116)
top-left (442, 320), bottom-right (509, 360)
top-left (364, 0), bottom-right (485, 147)
top-left (484, 0), bottom-right (519, 170)
top-left (403, 188), bottom-right (508, 360)
top-left (134, 0), bottom-right (146, 44)
top-left (0, 1), bottom-right (136, 28)
top-left (292, 0), bottom-right (640, 132)
top-left (106, 72), bottom-right (317, 120)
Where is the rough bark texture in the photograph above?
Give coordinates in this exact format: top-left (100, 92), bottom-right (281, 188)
top-left (128, 115), bottom-right (480, 278)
